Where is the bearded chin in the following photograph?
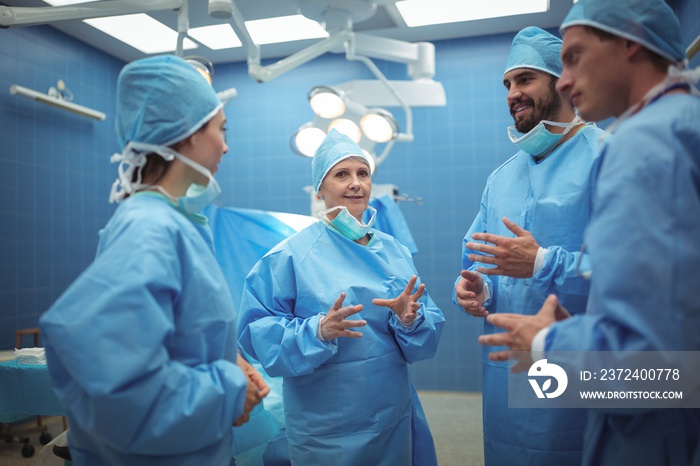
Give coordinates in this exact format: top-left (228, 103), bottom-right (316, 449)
top-left (515, 114), bottom-right (538, 133)
top-left (513, 85), bottom-right (561, 134)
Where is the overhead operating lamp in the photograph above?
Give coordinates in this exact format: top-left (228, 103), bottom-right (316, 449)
top-left (292, 85), bottom-right (402, 163)
top-left (291, 123), bottom-right (327, 158)
top-left (185, 55), bottom-right (215, 84)
top-left (361, 109), bottom-right (398, 144)
top-left (224, 0), bottom-right (444, 97)
top-left (306, 86), bottom-right (399, 143)
top-left (184, 54), bottom-right (238, 104)
top-left (221, 0), bottom-right (446, 168)
top-left (308, 86), bottom-right (346, 119)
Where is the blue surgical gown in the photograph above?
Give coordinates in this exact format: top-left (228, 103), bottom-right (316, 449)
top-left (457, 124), bottom-right (604, 465)
top-left (238, 222), bottom-right (445, 465)
top-left (545, 94), bottom-right (700, 465)
top-left (39, 193), bottom-right (248, 466)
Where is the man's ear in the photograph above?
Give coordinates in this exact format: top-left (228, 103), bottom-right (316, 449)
top-left (624, 39), bottom-right (645, 62)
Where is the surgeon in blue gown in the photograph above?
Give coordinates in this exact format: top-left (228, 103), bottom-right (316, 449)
top-left (480, 1), bottom-right (700, 465)
top-left (39, 55), bottom-right (268, 466)
top-left (453, 27), bottom-right (604, 465)
top-left (238, 129), bottom-right (445, 466)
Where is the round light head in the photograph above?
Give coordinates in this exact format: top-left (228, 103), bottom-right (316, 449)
top-left (184, 56), bottom-right (215, 85)
top-left (328, 118), bottom-right (362, 144)
top-left (360, 108), bottom-right (398, 143)
top-left (291, 124), bottom-right (326, 157)
top-left (308, 86), bottom-right (346, 119)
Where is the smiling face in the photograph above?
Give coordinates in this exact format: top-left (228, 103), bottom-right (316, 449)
top-left (317, 157), bottom-right (371, 222)
top-left (504, 68), bottom-right (562, 133)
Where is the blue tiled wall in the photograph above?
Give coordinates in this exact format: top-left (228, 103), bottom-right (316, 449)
top-left (1, 0), bottom-right (698, 392)
top-left (0, 25), bottom-right (121, 350)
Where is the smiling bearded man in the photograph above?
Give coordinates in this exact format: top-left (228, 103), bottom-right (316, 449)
top-left (453, 26), bottom-right (605, 466)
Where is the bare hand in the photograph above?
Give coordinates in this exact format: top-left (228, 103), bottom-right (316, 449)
top-left (319, 292), bottom-right (367, 340)
top-left (455, 270), bottom-right (488, 317)
top-left (467, 217), bottom-right (540, 278)
top-left (372, 275), bottom-right (425, 326)
top-left (234, 355), bottom-right (269, 426)
top-left (477, 294), bottom-right (571, 372)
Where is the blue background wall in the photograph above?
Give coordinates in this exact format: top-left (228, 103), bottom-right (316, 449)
top-left (0, 25), bottom-right (122, 350)
top-left (0, 0), bottom-right (697, 392)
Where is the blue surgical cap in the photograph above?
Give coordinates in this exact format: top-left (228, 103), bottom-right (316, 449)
top-left (561, 0), bottom-right (685, 63)
top-left (312, 129), bottom-right (371, 193)
top-left (116, 55), bottom-right (223, 149)
top-left (504, 26), bottom-right (563, 78)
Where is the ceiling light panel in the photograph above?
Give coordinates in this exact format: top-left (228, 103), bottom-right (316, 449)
top-left (189, 24), bottom-right (242, 50)
top-left (245, 14), bottom-right (328, 45)
top-left (84, 14), bottom-right (198, 54)
top-left (43, 0), bottom-right (95, 5)
top-left (396, 0), bottom-right (549, 27)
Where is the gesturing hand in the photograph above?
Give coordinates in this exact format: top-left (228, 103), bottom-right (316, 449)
top-left (319, 292), bottom-right (367, 341)
top-left (372, 275), bottom-right (425, 326)
top-left (477, 294), bottom-right (571, 372)
top-left (455, 270), bottom-right (488, 317)
top-left (466, 217), bottom-right (540, 278)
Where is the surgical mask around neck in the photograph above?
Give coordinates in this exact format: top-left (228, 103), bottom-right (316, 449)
top-left (170, 150), bottom-right (221, 214)
top-left (508, 116), bottom-right (581, 157)
top-left (178, 178), bottom-right (221, 214)
top-left (320, 205), bottom-right (377, 241)
top-left (109, 141), bottom-right (221, 214)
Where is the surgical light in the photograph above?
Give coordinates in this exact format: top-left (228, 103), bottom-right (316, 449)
top-left (360, 109), bottom-right (398, 143)
top-left (309, 86), bottom-right (345, 119)
top-left (292, 84), bottom-right (404, 166)
top-left (225, 0), bottom-right (446, 168)
top-left (184, 55), bottom-right (214, 85)
top-left (183, 56), bottom-right (238, 105)
top-left (328, 118), bottom-right (362, 144)
top-left (291, 124), bottom-right (327, 158)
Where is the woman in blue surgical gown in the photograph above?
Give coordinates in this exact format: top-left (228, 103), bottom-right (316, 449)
top-left (238, 129), bottom-right (445, 466)
top-left (39, 55), bottom-right (268, 466)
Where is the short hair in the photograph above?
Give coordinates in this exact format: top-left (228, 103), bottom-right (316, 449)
top-left (583, 25), bottom-right (673, 73)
